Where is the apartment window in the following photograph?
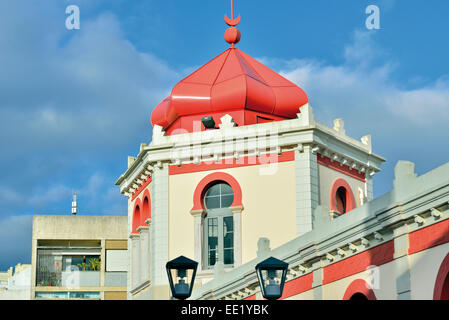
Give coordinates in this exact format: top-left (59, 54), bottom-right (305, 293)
top-left (34, 291), bottom-right (100, 300)
top-left (203, 183), bottom-right (234, 268)
top-left (36, 249), bottom-right (101, 287)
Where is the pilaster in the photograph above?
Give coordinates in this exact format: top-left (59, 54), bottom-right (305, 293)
top-left (230, 206), bottom-right (243, 267)
top-left (393, 223), bottom-right (411, 300)
top-left (191, 209), bottom-right (206, 270)
top-left (129, 233), bottom-right (140, 291)
top-left (295, 145), bottom-right (320, 236)
top-left (138, 226), bottom-right (150, 283)
top-left (151, 162), bottom-right (170, 291)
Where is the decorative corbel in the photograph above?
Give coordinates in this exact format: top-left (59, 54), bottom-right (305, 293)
top-left (374, 232), bottom-right (383, 241)
top-left (431, 208), bottom-right (442, 219)
top-left (414, 215), bottom-right (425, 225)
top-left (326, 253), bottom-right (335, 262)
top-left (295, 143), bottom-right (304, 153)
top-left (337, 248), bottom-right (346, 257)
top-left (349, 243), bottom-right (358, 253)
top-left (311, 145), bottom-right (320, 154)
top-left (361, 238), bottom-right (370, 248)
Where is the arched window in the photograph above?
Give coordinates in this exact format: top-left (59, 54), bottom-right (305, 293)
top-left (132, 203), bottom-right (141, 234)
top-left (141, 189), bottom-right (151, 225)
top-left (203, 182), bottom-right (235, 268)
top-left (343, 279), bottom-right (377, 300)
top-left (434, 253), bottom-right (449, 300)
top-left (204, 182), bottom-right (234, 209)
top-left (350, 292), bottom-right (368, 300)
top-left (330, 179), bottom-right (356, 215)
top-left (336, 187), bottom-right (347, 214)
top-left (191, 172), bottom-right (243, 270)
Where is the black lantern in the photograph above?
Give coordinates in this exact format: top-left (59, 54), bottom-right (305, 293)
top-left (255, 256), bottom-right (288, 300)
top-left (166, 255), bottom-right (198, 300)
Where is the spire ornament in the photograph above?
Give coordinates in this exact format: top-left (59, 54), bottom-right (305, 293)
top-left (224, 0), bottom-right (241, 46)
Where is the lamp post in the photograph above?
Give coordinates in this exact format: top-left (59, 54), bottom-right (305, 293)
top-left (255, 257), bottom-right (288, 300)
top-left (166, 256), bottom-right (198, 300)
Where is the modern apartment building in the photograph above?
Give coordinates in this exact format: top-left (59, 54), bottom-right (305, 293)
top-left (31, 215), bottom-right (128, 300)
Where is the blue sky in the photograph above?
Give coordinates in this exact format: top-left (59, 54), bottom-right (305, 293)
top-left (0, 0), bottom-right (448, 270)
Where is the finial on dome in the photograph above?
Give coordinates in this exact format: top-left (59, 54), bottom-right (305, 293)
top-left (224, 0), bottom-right (241, 46)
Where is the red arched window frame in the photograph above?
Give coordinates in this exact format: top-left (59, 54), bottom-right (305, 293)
top-left (141, 189), bottom-right (151, 225)
top-left (191, 172), bottom-right (243, 211)
top-left (330, 178), bottom-right (356, 214)
top-left (433, 253), bottom-right (449, 300)
top-left (343, 279), bottom-right (377, 300)
top-left (132, 198), bottom-right (142, 234)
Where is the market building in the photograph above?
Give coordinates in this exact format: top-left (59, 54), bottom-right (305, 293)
top-left (116, 2), bottom-right (449, 300)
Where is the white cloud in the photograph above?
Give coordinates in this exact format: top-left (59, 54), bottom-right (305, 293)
top-left (261, 30), bottom-right (449, 196)
top-left (274, 31), bottom-right (449, 132)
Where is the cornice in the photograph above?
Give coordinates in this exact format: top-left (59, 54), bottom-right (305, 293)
top-left (117, 109), bottom-right (386, 193)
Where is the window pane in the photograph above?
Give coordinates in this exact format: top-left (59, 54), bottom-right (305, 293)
top-left (205, 184), bottom-right (221, 197)
top-left (208, 218), bottom-right (218, 237)
top-left (223, 217), bottom-right (234, 265)
top-left (204, 183), bottom-right (235, 209)
top-left (36, 253), bottom-right (62, 287)
top-left (69, 292), bottom-right (100, 299)
top-left (220, 183), bottom-right (234, 195)
top-left (221, 195), bottom-right (234, 208)
top-left (208, 249), bottom-right (217, 266)
top-left (205, 196), bottom-right (220, 209)
top-left (208, 218), bottom-right (218, 266)
top-left (224, 249), bottom-right (234, 265)
top-left (223, 216), bottom-right (233, 232)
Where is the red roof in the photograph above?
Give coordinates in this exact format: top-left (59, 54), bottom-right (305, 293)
top-left (151, 47), bottom-right (308, 132)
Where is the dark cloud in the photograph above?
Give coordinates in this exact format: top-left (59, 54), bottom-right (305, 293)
top-left (0, 215), bottom-right (33, 270)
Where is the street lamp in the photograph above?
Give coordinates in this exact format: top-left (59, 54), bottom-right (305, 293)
top-left (166, 255), bottom-right (198, 300)
top-left (255, 256), bottom-right (288, 300)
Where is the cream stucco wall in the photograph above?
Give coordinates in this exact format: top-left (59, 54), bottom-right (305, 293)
top-left (168, 161), bottom-right (297, 265)
top-left (318, 164), bottom-right (366, 210)
top-left (409, 242), bottom-right (449, 300)
top-left (320, 261), bottom-right (397, 300)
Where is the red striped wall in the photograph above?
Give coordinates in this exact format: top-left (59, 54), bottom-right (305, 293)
top-left (408, 219), bottom-right (449, 255)
top-left (317, 153), bottom-right (366, 182)
top-left (323, 241), bottom-right (395, 285)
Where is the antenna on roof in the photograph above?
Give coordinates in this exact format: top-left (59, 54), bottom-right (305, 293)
top-left (72, 191), bottom-right (78, 215)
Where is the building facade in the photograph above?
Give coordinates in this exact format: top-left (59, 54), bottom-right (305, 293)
top-left (116, 5), bottom-right (449, 300)
top-left (0, 264), bottom-right (31, 300)
top-left (31, 215), bottom-right (128, 300)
